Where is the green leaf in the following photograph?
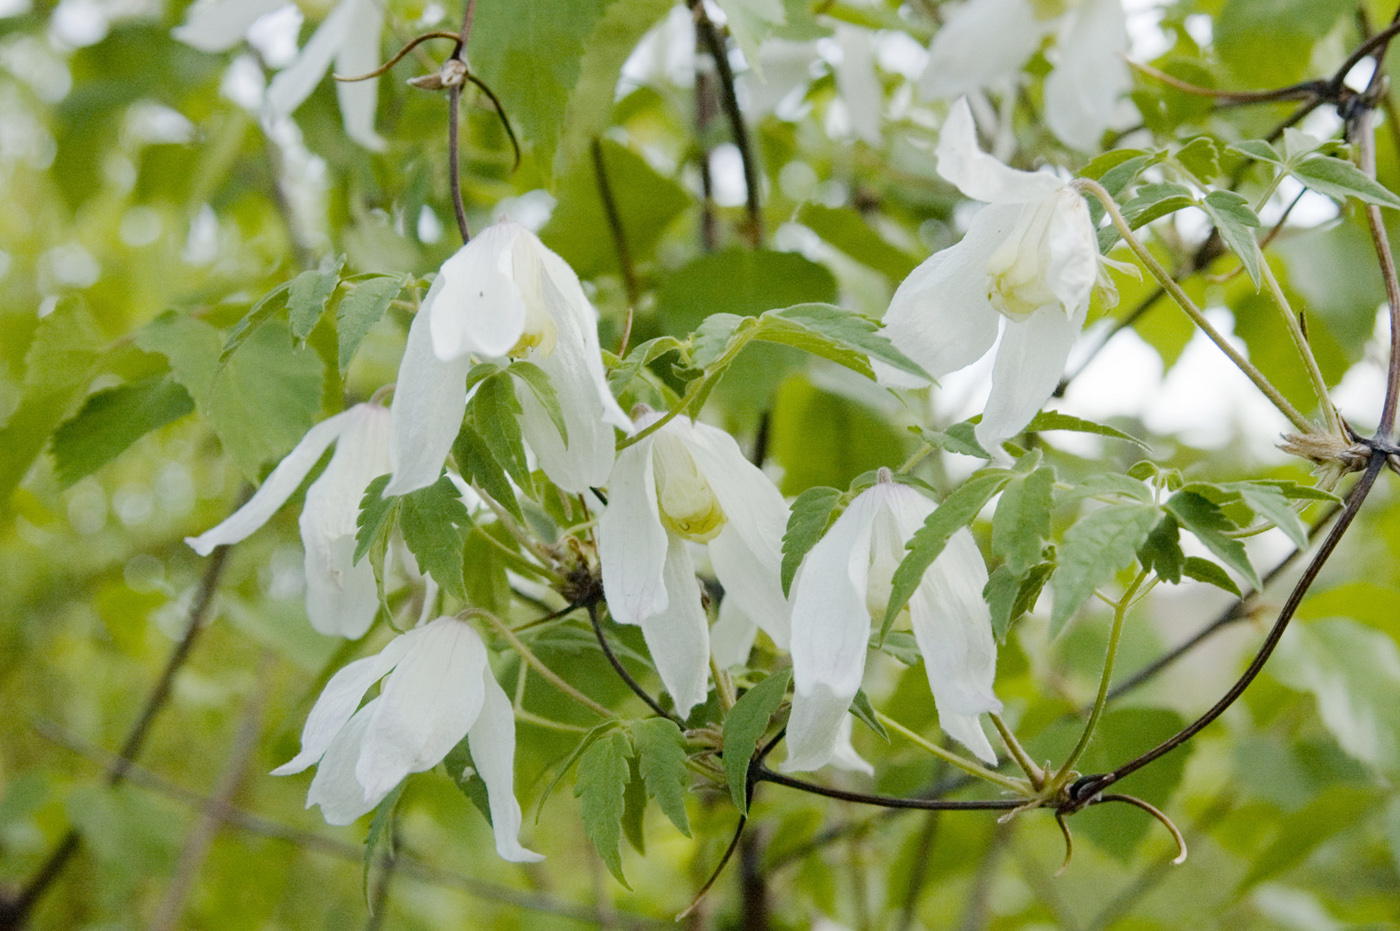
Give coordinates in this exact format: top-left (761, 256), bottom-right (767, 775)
top-left (1229, 139), bottom-right (1283, 164)
top-left (398, 476), bottom-right (474, 601)
top-left (712, 0), bottom-right (785, 74)
top-left (781, 486), bottom-right (843, 596)
top-left (690, 313), bottom-right (750, 370)
top-left (50, 375), bottom-right (194, 487)
top-left (362, 783), bottom-right (403, 900)
top-left (991, 465), bottom-right (1055, 576)
top-left (1118, 182), bottom-right (1197, 231)
top-left (621, 755), bottom-right (648, 855)
top-left (220, 280), bottom-right (291, 361)
top-left (608, 336), bottom-right (685, 395)
top-left (1290, 154), bottom-right (1400, 209)
top-left (536, 721), bottom-right (616, 822)
top-left (288, 256), bottom-right (345, 341)
top-left (574, 730), bottom-right (634, 886)
top-left (1202, 189), bottom-right (1263, 288)
top-left (1137, 514), bottom-right (1184, 585)
top-left (761, 303), bottom-right (928, 382)
top-left (1173, 135), bottom-right (1221, 183)
top-left (470, 373), bottom-right (530, 488)
top-left (630, 718), bottom-right (691, 836)
top-left (453, 424), bottom-right (523, 523)
top-left (443, 738), bottom-right (494, 827)
top-left (1229, 482), bottom-right (1308, 548)
top-left (1050, 502), bottom-right (1159, 636)
top-left (849, 689), bottom-right (887, 741)
top-left (723, 668), bottom-right (791, 812)
top-left (871, 630), bottom-right (922, 665)
top-left (986, 561), bottom-right (1055, 641)
top-left (509, 360), bottom-right (568, 446)
top-left (883, 472), bottom-right (1011, 639)
top-left (1166, 490), bottom-right (1260, 588)
top-left (913, 422), bottom-right (989, 459)
top-left (1235, 785), bottom-right (1376, 893)
top-left (1181, 556), bottom-right (1242, 596)
top-left (796, 203), bottom-right (921, 280)
top-left (336, 276), bottom-right (402, 374)
top-left (354, 475), bottom-right (396, 565)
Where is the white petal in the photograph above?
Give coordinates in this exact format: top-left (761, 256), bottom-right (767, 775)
top-left (711, 595), bottom-right (759, 669)
top-left (306, 700), bottom-right (379, 825)
top-left (828, 715), bottom-right (875, 776)
top-left (635, 534), bottom-right (710, 719)
top-left (1043, 0), bottom-right (1130, 151)
top-left (429, 224), bottom-right (528, 361)
top-left (466, 662), bottom-right (545, 862)
top-left (906, 528), bottom-right (1001, 764)
top-left (386, 296), bottom-right (474, 497)
top-left (303, 535), bottom-right (380, 638)
top-left (597, 436), bottom-right (669, 626)
top-left (937, 710), bottom-right (997, 765)
top-left (333, 0), bottom-right (385, 151)
top-left (272, 638), bottom-right (412, 775)
top-left (976, 301), bottom-right (1084, 450)
top-left (1044, 190), bottom-right (1100, 316)
top-left (357, 618), bottom-right (488, 800)
top-left (683, 419), bottom-right (791, 648)
top-left (834, 24), bottom-right (881, 146)
top-left (919, 0), bottom-right (1047, 99)
top-left (185, 410), bottom-right (351, 555)
top-left (936, 98), bottom-right (1063, 204)
top-left (172, 0), bottom-right (287, 52)
top-left (876, 204), bottom-right (1019, 388)
top-left (266, 0), bottom-right (357, 117)
top-left (785, 489), bottom-right (882, 771)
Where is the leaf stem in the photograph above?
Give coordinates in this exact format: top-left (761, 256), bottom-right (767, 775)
top-left (876, 712), bottom-right (1031, 795)
top-left (990, 713), bottom-right (1044, 790)
top-left (468, 608), bottom-right (613, 718)
top-left (1258, 260), bottom-right (1341, 434)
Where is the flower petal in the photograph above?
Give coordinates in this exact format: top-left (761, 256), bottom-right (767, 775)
top-left (466, 661), bottom-right (545, 862)
top-left (835, 24), bottom-right (882, 145)
top-left (976, 300), bottom-right (1084, 450)
top-left (386, 295), bottom-right (474, 497)
top-left (635, 534), bottom-right (710, 719)
top-left (1043, 0), bottom-right (1130, 151)
top-left (185, 409), bottom-right (351, 555)
top-left (266, 0), bottom-right (356, 117)
top-left (357, 618), bottom-right (488, 800)
top-left (536, 242), bottom-right (631, 430)
top-left (273, 637), bottom-right (412, 775)
top-left (303, 535), bottom-right (380, 638)
top-left (307, 700), bottom-right (380, 825)
top-left (920, 0), bottom-right (1048, 100)
top-left (876, 204), bottom-right (1018, 388)
top-left (828, 715), bottom-right (874, 776)
top-left (1044, 189), bottom-right (1100, 316)
top-left (429, 224), bottom-right (528, 361)
top-left (711, 594), bottom-right (759, 669)
top-left (172, 0), bottom-right (287, 52)
top-left (936, 98), bottom-right (1063, 204)
top-left (332, 0), bottom-right (385, 151)
top-left (785, 488), bottom-right (882, 771)
top-left (598, 436), bottom-right (669, 626)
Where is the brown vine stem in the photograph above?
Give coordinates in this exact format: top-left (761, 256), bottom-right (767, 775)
top-left (591, 137), bottom-right (640, 357)
top-left (445, 0), bottom-right (479, 243)
top-left (753, 765), bottom-right (1023, 811)
top-left (585, 601), bottom-right (680, 723)
top-left (691, 0), bottom-right (763, 245)
top-left (0, 530), bottom-right (236, 931)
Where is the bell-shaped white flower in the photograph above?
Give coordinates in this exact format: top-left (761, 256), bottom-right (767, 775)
top-left (272, 617), bottom-right (543, 862)
top-left (387, 220), bottom-right (629, 498)
top-left (876, 98), bottom-right (1099, 452)
top-left (186, 403), bottom-right (390, 639)
top-left (920, 0), bottom-right (1130, 151)
top-left (597, 413), bottom-right (791, 719)
top-left (784, 476), bottom-right (1001, 772)
top-left (173, 0), bottom-right (387, 151)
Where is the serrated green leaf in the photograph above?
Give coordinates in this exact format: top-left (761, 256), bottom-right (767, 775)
top-left (471, 373), bottom-right (530, 488)
top-left (1253, 478), bottom-right (1339, 502)
top-left (608, 336), bottom-right (686, 395)
top-left (337, 276), bottom-right (402, 374)
top-left (536, 721), bottom-right (616, 823)
top-left (781, 486), bottom-right (843, 596)
top-left (986, 561), bottom-right (1054, 641)
top-left (849, 689), bottom-right (887, 741)
top-left (1181, 556), bottom-right (1242, 596)
top-left (723, 668), bottom-right (791, 812)
top-left (362, 782), bottom-right (403, 902)
top-left (220, 280), bottom-right (291, 361)
top-left (354, 475), bottom-right (396, 564)
top-left (1075, 472), bottom-right (1154, 503)
top-left (1229, 139), bottom-right (1283, 164)
top-left (454, 424), bottom-right (523, 523)
top-left (1137, 513), bottom-right (1184, 584)
top-left (444, 737), bottom-right (493, 826)
top-left (1290, 155), bottom-right (1400, 209)
top-left (50, 375), bottom-right (194, 487)
top-left (1229, 482), bottom-right (1308, 548)
top-left (1174, 135), bottom-right (1221, 182)
top-left (288, 256), bottom-right (344, 341)
top-left (509, 360), bottom-right (568, 446)
top-left (1202, 189), bottom-right (1263, 288)
top-left (883, 472), bottom-right (1010, 639)
top-left (1119, 182), bottom-right (1197, 229)
top-left (690, 313), bottom-right (750, 369)
top-left (871, 630), bottom-right (922, 665)
top-left (630, 718), bottom-right (691, 836)
top-left (1166, 490), bottom-right (1260, 588)
top-left (913, 423), bottom-right (990, 459)
top-left (762, 303), bottom-right (928, 382)
top-left (574, 730), bottom-right (634, 886)
top-left (992, 466), bottom-right (1055, 576)
top-left (1051, 502), bottom-right (1160, 636)
top-left (398, 476), bottom-right (474, 600)
top-left (621, 755), bottom-right (648, 856)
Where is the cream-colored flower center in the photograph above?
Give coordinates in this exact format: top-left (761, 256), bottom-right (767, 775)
top-left (653, 434), bottom-right (726, 543)
top-left (1028, 0), bottom-right (1071, 21)
top-left (507, 235), bottom-right (558, 359)
top-left (985, 199), bottom-right (1061, 321)
top-left (864, 503), bottom-right (907, 623)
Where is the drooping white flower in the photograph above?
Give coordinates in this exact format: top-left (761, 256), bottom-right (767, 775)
top-left (186, 403), bottom-right (390, 639)
top-left (387, 220), bottom-right (630, 498)
top-left (597, 412), bottom-right (791, 719)
top-left (876, 97), bottom-right (1099, 452)
top-left (173, 0), bottom-right (387, 151)
top-left (920, 0), bottom-right (1130, 151)
top-left (272, 616), bottom-right (543, 862)
top-left (784, 476), bottom-right (1001, 772)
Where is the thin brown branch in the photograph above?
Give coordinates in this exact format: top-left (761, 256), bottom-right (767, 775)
top-left (591, 137), bottom-right (641, 310)
top-left (334, 31), bottom-right (463, 81)
top-left (691, 0), bottom-right (762, 245)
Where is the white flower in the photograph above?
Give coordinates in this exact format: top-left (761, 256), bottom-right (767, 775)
top-left (876, 97), bottom-right (1099, 452)
top-left (173, 0), bottom-right (387, 150)
top-left (920, 0), bottom-right (1130, 151)
top-left (272, 616), bottom-right (543, 862)
top-left (186, 403), bottom-right (390, 639)
top-left (597, 413), bottom-right (791, 719)
top-left (387, 220), bottom-right (630, 498)
top-left (784, 477), bottom-right (1001, 772)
